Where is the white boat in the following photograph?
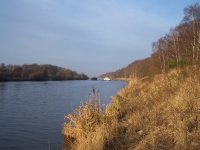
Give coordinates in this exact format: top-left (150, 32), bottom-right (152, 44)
top-left (104, 77), bottom-right (111, 81)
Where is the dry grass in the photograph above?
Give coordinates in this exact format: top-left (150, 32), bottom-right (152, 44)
top-left (63, 67), bottom-right (200, 150)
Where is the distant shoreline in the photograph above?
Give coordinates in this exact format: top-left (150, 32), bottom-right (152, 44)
top-left (0, 64), bottom-right (89, 81)
top-left (0, 79), bottom-right (89, 82)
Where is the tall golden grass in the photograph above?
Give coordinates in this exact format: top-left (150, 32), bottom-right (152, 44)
top-left (63, 67), bottom-right (200, 150)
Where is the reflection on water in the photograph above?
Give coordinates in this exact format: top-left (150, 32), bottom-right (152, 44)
top-left (0, 82), bottom-right (7, 91)
top-left (0, 80), bottom-right (126, 150)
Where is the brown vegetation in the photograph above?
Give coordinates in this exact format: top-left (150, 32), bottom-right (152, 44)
top-left (63, 67), bottom-right (200, 150)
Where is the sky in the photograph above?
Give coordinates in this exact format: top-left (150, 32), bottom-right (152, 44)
top-left (0, 0), bottom-right (199, 76)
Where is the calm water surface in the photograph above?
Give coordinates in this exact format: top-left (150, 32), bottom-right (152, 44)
top-left (0, 80), bottom-right (126, 150)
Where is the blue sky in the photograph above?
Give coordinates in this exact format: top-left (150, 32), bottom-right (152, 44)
top-left (0, 0), bottom-right (198, 76)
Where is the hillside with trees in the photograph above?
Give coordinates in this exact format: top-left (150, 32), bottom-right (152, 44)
top-left (0, 64), bottom-right (88, 81)
top-left (101, 3), bottom-right (200, 79)
top-left (64, 3), bottom-right (200, 150)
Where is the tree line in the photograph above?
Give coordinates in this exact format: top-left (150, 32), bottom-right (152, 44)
top-left (101, 3), bottom-right (200, 79)
top-left (0, 64), bottom-right (88, 81)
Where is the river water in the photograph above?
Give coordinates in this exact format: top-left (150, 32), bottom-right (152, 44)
top-left (0, 80), bottom-right (126, 150)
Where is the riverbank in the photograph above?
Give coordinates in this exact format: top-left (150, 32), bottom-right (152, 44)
top-left (0, 64), bottom-right (88, 81)
top-left (63, 67), bottom-right (200, 149)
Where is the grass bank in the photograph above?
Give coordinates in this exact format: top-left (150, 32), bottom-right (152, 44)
top-left (63, 67), bottom-right (200, 150)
